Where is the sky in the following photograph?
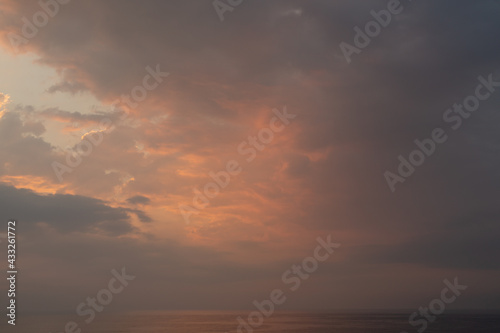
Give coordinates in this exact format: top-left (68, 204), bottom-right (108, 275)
top-left (0, 0), bottom-right (500, 315)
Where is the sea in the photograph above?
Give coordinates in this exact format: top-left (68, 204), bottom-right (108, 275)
top-left (3, 311), bottom-right (500, 332)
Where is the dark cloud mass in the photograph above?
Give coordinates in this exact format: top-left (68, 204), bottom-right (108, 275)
top-left (126, 195), bottom-right (151, 205)
top-left (0, 183), bottom-right (146, 235)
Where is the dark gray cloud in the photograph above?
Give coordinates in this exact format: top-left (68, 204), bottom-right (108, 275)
top-left (0, 183), bottom-right (150, 235)
top-left (37, 107), bottom-right (121, 123)
top-left (126, 195), bottom-right (151, 205)
top-left (0, 110), bottom-right (54, 177)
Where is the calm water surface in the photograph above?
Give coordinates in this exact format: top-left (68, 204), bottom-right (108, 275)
top-left (5, 312), bottom-right (500, 332)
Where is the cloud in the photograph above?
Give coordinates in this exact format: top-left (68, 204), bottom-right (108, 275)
top-left (38, 107), bottom-right (120, 125)
top-left (47, 80), bottom-right (88, 94)
top-left (0, 183), bottom-right (150, 235)
top-left (126, 195), bottom-right (151, 205)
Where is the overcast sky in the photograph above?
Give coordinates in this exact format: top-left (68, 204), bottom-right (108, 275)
top-left (0, 0), bottom-right (500, 314)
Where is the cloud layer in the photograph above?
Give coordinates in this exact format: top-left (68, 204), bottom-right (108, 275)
top-left (0, 0), bottom-right (499, 313)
